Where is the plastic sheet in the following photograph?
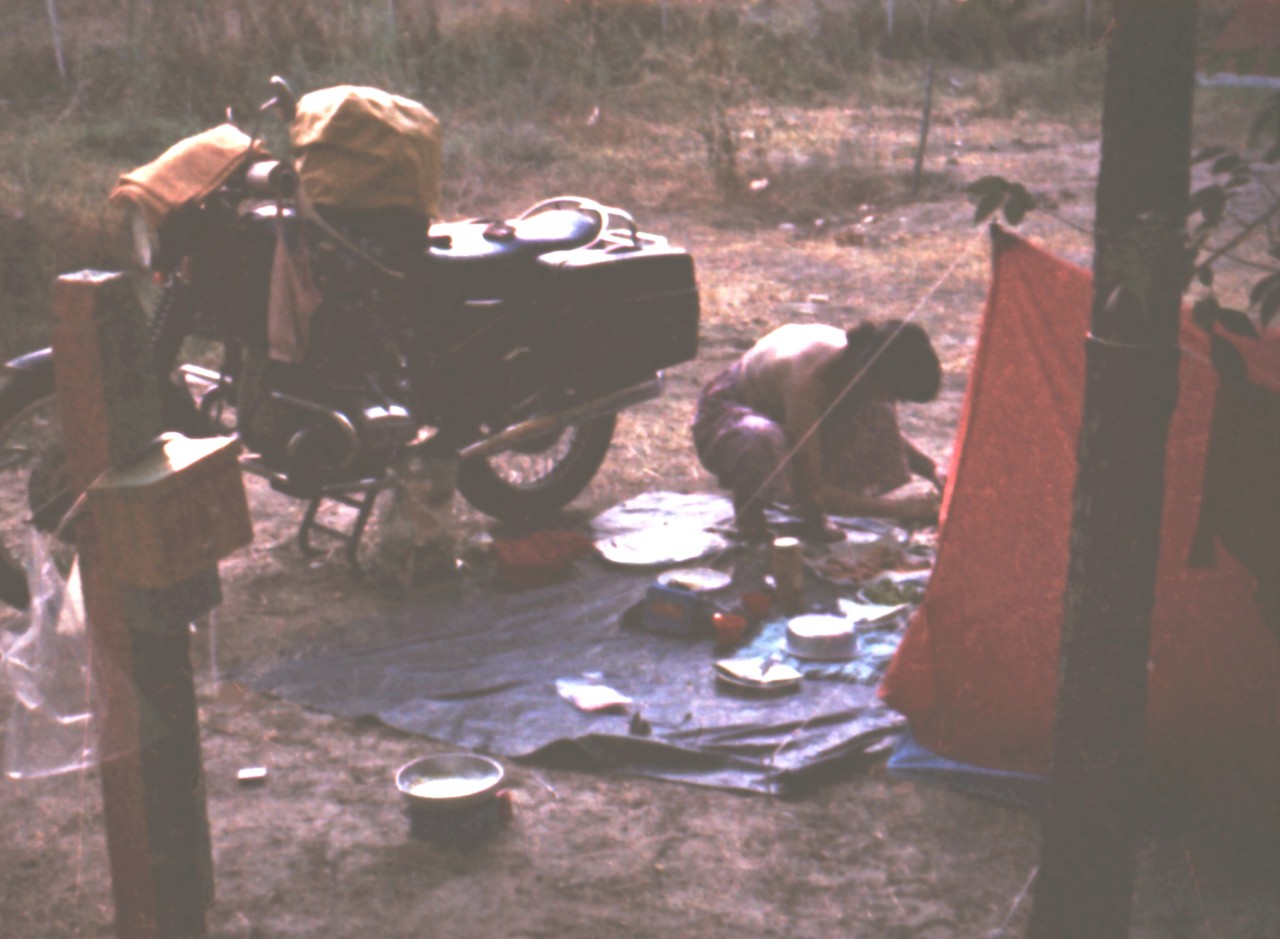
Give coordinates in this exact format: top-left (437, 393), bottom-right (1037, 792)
top-left (1, 536), bottom-right (94, 779)
top-left (886, 729), bottom-right (1047, 812)
top-left (246, 495), bottom-right (925, 795)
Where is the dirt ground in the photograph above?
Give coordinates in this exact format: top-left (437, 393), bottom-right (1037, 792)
top-left (3, 96), bottom-right (1279, 939)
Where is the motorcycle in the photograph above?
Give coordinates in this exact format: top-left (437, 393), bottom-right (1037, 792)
top-left (0, 78), bottom-right (699, 607)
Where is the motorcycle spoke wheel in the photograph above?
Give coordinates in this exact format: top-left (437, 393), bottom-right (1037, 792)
top-left (0, 369), bottom-right (69, 630)
top-left (456, 414), bottom-right (616, 522)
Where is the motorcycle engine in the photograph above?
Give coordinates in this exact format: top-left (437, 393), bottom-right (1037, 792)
top-left (225, 201), bottom-right (424, 487)
top-left (236, 348), bottom-right (417, 488)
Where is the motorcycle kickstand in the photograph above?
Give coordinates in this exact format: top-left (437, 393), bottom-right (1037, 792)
top-left (295, 480), bottom-right (386, 572)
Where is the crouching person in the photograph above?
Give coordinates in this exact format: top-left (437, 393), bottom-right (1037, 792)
top-left (692, 319), bottom-right (944, 541)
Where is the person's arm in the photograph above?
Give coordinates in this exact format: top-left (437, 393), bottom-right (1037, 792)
top-left (904, 438), bottom-right (943, 490)
top-left (819, 482), bottom-right (940, 522)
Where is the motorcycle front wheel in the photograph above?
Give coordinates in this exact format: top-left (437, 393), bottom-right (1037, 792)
top-left (0, 360), bottom-right (67, 628)
top-left (456, 414), bottom-right (616, 522)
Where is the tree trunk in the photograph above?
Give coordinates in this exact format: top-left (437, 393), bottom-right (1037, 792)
top-left (910, 0), bottom-right (938, 197)
top-left (1028, 2), bottom-right (1197, 938)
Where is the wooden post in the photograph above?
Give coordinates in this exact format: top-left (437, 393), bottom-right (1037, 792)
top-left (51, 271), bottom-right (216, 939)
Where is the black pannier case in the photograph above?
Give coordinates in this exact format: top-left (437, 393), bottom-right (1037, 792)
top-left (538, 243), bottom-right (700, 394)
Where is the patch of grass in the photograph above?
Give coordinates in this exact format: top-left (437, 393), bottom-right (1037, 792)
top-left (0, 1), bottom-right (1184, 357)
top-left (972, 47), bottom-right (1107, 119)
top-left (1193, 84), bottom-right (1280, 155)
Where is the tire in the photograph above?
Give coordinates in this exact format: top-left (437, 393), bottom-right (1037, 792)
top-left (0, 358), bottom-right (65, 628)
top-left (456, 414), bottom-right (617, 522)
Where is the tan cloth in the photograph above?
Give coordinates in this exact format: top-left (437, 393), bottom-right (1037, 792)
top-left (290, 86), bottom-right (442, 219)
top-left (108, 124), bottom-right (261, 227)
top-left (267, 219), bottom-right (323, 364)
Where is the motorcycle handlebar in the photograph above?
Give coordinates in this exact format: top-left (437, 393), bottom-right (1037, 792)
top-left (262, 75), bottom-right (297, 123)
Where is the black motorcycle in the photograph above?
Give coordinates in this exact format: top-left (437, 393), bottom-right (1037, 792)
top-left (0, 79), bottom-right (699, 609)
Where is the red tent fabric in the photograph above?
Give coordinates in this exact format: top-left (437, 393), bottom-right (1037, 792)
top-left (880, 229), bottom-right (1280, 829)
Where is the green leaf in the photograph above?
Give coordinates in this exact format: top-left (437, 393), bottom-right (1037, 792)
top-left (1190, 185), bottom-right (1227, 225)
top-left (1003, 184), bottom-right (1035, 225)
top-left (1261, 290), bottom-right (1280, 327)
top-left (973, 189), bottom-right (1004, 225)
top-left (1209, 334), bottom-right (1248, 383)
top-left (965, 176), bottom-right (1009, 225)
top-left (1192, 296), bottom-right (1221, 332)
top-left (964, 176), bottom-right (1007, 198)
top-left (1249, 272), bottom-right (1280, 306)
top-left (1216, 308), bottom-right (1259, 338)
top-left (1211, 152), bottom-right (1243, 175)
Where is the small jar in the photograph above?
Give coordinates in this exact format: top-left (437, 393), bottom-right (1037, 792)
top-left (772, 536), bottom-right (806, 614)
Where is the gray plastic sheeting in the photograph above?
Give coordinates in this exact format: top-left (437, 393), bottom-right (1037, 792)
top-left (245, 563), bottom-right (910, 796)
top-left (245, 493), bottom-right (918, 795)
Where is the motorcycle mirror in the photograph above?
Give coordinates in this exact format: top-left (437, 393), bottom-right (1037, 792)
top-left (264, 75), bottom-right (297, 123)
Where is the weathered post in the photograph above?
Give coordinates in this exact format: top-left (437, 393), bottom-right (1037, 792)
top-left (51, 271), bottom-right (224, 939)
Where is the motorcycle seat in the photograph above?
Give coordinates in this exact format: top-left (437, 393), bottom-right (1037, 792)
top-left (426, 209), bottom-right (601, 265)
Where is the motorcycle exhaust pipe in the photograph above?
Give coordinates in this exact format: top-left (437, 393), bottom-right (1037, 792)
top-left (458, 376), bottom-right (664, 462)
top-left (271, 391), bottom-right (363, 473)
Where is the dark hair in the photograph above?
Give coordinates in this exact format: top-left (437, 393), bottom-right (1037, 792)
top-left (827, 319), bottom-right (941, 403)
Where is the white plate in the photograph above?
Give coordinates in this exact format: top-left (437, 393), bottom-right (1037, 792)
top-left (594, 526), bottom-right (729, 567)
top-left (656, 567), bottom-right (733, 593)
top-left (714, 658), bottom-right (803, 693)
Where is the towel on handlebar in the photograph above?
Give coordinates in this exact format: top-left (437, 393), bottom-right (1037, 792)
top-left (109, 124), bottom-right (264, 227)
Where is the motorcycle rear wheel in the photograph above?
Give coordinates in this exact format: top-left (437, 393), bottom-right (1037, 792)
top-left (456, 414), bottom-right (616, 522)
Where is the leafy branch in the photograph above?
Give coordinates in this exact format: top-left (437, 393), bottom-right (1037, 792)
top-left (964, 175), bottom-right (1036, 226)
top-left (967, 91), bottom-right (1280, 343)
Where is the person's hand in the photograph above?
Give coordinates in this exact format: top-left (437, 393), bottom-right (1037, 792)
top-left (800, 515), bottom-right (845, 544)
top-left (894, 493), bottom-right (941, 523)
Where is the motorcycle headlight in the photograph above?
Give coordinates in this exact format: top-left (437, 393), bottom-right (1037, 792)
top-left (129, 205), bottom-right (162, 270)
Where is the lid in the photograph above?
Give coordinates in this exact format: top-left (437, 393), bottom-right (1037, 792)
top-left (786, 613), bottom-right (857, 661)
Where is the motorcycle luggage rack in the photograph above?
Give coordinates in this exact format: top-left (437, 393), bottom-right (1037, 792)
top-left (239, 456), bottom-right (389, 570)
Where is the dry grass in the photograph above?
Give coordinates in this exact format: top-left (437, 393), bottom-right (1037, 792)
top-left (0, 1), bottom-right (1269, 364)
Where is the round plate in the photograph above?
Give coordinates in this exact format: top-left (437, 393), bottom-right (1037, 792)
top-left (714, 658), bottom-right (803, 694)
top-left (656, 567), bottom-right (733, 593)
top-left (716, 670), bottom-right (802, 694)
top-left (594, 527), bottom-right (729, 567)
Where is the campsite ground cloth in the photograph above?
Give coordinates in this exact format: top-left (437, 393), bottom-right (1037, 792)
top-left (244, 494), bottom-right (918, 795)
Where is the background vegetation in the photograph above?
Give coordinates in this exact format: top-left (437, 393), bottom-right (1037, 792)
top-left (0, 0), bottom-right (1258, 358)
